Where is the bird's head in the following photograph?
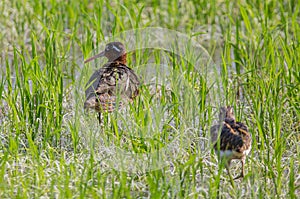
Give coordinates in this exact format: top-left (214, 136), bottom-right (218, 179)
top-left (84, 42), bottom-right (126, 64)
top-left (219, 106), bottom-right (235, 122)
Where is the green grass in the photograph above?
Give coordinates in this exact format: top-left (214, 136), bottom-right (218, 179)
top-left (0, 0), bottom-right (299, 198)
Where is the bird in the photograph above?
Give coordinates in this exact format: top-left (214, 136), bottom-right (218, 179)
top-left (84, 42), bottom-right (140, 124)
top-left (210, 106), bottom-right (252, 179)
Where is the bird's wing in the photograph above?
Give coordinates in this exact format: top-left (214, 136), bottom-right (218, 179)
top-left (215, 122), bottom-right (244, 152)
top-left (85, 68), bottom-right (105, 100)
top-left (215, 121), bottom-right (251, 153)
top-left (84, 64), bottom-right (140, 112)
top-left (125, 67), bottom-right (140, 98)
top-left (235, 121), bottom-right (252, 150)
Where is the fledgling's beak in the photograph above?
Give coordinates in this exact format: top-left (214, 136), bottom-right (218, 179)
top-left (84, 51), bottom-right (105, 64)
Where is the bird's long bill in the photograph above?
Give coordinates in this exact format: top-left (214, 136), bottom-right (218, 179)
top-left (84, 51), bottom-right (105, 64)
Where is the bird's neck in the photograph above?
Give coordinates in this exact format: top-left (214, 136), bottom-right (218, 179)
top-left (219, 114), bottom-right (235, 124)
top-left (110, 53), bottom-right (127, 65)
top-left (224, 117), bottom-right (235, 125)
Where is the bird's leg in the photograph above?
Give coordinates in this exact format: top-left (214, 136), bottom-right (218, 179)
top-left (224, 159), bottom-right (231, 176)
top-left (234, 158), bottom-right (245, 180)
top-left (98, 112), bottom-right (102, 125)
top-left (224, 160), bottom-right (235, 187)
top-left (226, 165), bottom-right (231, 177)
top-left (226, 166), bottom-right (233, 180)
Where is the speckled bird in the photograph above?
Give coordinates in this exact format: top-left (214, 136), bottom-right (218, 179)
top-left (84, 42), bottom-right (140, 123)
top-left (210, 106), bottom-right (252, 179)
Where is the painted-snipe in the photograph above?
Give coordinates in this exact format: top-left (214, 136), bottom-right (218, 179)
top-left (210, 106), bottom-right (252, 179)
top-left (84, 42), bottom-right (140, 123)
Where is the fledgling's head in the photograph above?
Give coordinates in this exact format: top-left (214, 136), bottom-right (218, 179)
top-left (219, 106), bottom-right (235, 122)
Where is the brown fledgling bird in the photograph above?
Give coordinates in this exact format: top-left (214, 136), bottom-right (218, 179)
top-left (210, 106), bottom-right (252, 179)
top-left (84, 42), bottom-right (140, 123)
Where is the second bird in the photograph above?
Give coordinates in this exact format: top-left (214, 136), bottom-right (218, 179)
top-left (84, 42), bottom-right (140, 123)
top-left (210, 106), bottom-right (252, 179)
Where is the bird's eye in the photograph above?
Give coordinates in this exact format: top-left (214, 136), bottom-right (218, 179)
top-left (112, 45), bottom-right (121, 52)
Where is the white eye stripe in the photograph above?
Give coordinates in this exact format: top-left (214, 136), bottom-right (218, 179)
top-left (112, 45), bottom-right (121, 52)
